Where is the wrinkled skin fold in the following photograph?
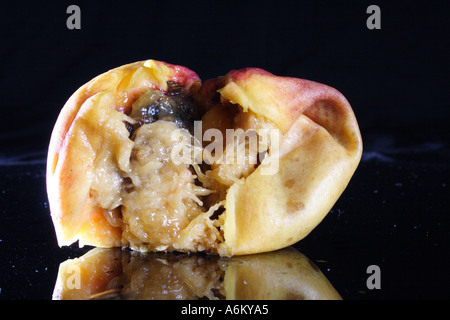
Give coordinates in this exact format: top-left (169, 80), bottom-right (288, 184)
top-left (47, 59), bottom-right (362, 256)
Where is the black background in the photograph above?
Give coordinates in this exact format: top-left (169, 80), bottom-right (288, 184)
top-left (0, 0), bottom-right (449, 300)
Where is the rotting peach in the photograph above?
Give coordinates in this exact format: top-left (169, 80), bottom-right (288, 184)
top-left (47, 59), bottom-right (362, 256)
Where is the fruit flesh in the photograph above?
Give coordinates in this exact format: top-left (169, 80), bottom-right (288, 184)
top-left (89, 84), bottom-right (271, 254)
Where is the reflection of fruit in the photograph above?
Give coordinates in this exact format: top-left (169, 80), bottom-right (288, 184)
top-left (223, 247), bottom-right (342, 300)
top-left (47, 59), bottom-right (362, 256)
top-left (53, 248), bottom-right (123, 300)
top-left (53, 247), bottom-right (342, 300)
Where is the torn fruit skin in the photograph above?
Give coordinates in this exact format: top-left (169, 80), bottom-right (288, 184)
top-left (47, 59), bottom-right (362, 257)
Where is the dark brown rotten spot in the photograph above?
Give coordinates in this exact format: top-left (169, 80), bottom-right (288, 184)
top-left (122, 177), bottom-right (134, 193)
top-left (166, 80), bottom-right (184, 95)
top-left (287, 200), bottom-right (304, 213)
top-left (284, 178), bottom-right (295, 189)
top-left (209, 205), bottom-right (225, 221)
top-left (124, 121), bottom-right (139, 139)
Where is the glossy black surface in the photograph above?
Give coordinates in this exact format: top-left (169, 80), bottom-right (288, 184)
top-left (1, 130), bottom-right (449, 300)
top-left (1, 1), bottom-right (449, 300)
